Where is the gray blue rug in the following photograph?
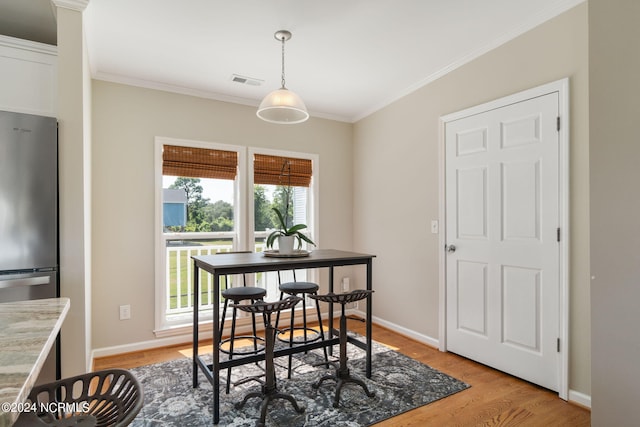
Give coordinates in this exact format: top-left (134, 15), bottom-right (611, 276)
top-left (130, 335), bottom-right (469, 426)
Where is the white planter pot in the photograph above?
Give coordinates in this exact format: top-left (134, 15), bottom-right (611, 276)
top-left (278, 235), bottom-right (296, 254)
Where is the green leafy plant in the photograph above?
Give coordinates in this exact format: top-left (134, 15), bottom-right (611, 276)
top-left (266, 207), bottom-right (315, 250)
top-left (265, 160), bottom-right (316, 250)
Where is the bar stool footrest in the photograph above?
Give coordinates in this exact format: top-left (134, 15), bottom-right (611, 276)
top-left (276, 326), bottom-right (323, 345)
top-left (219, 335), bottom-right (265, 356)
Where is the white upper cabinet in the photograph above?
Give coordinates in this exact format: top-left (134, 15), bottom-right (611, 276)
top-left (0, 35), bottom-right (57, 117)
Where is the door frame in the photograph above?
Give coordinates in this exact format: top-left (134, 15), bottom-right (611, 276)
top-left (437, 78), bottom-right (570, 399)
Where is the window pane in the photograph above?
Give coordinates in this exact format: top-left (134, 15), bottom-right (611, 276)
top-left (254, 183), bottom-right (310, 234)
top-left (162, 176), bottom-right (234, 233)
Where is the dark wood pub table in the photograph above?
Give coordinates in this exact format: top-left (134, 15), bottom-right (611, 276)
top-left (191, 249), bottom-right (375, 424)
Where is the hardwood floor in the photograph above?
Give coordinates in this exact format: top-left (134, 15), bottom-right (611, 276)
top-left (93, 320), bottom-right (590, 426)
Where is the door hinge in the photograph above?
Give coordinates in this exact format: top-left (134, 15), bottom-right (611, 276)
top-left (557, 116), bottom-right (561, 131)
top-left (557, 338), bottom-right (561, 352)
top-left (557, 227), bottom-right (561, 242)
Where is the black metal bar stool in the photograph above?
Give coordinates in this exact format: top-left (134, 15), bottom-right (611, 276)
top-left (233, 297), bottom-right (305, 427)
top-left (309, 290), bottom-right (375, 408)
top-left (218, 252), bottom-right (267, 394)
top-left (274, 270), bottom-right (328, 378)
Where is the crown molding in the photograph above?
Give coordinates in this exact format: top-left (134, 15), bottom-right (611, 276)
top-left (0, 34), bottom-right (57, 55)
top-left (51, 0), bottom-right (90, 12)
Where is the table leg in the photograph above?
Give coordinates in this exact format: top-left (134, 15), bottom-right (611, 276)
top-left (328, 266), bottom-right (334, 357)
top-left (193, 264), bottom-right (200, 389)
top-left (213, 272), bottom-right (220, 424)
top-left (366, 259), bottom-right (372, 378)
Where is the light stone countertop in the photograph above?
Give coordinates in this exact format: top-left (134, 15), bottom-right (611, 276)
top-left (0, 298), bottom-right (70, 427)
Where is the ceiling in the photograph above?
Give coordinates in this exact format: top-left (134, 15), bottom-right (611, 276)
top-left (1, 0), bottom-right (584, 122)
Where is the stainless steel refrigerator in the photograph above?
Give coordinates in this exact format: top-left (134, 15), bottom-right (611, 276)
top-left (0, 110), bottom-right (59, 383)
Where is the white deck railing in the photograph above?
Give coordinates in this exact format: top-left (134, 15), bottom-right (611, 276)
top-left (165, 243), bottom-right (233, 315)
top-left (164, 234), bottom-right (309, 317)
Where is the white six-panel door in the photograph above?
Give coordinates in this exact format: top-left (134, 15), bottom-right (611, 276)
top-left (444, 91), bottom-right (562, 392)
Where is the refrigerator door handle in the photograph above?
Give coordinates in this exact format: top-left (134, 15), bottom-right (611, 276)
top-left (0, 276), bottom-right (50, 289)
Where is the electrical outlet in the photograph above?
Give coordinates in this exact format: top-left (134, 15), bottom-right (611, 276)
top-left (119, 304), bottom-right (131, 320)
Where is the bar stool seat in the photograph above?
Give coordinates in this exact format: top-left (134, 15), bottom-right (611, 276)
top-left (222, 286), bottom-right (267, 301)
top-left (309, 290), bottom-right (375, 408)
top-left (279, 281), bottom-right (317, 294)
top-left (275, 276), bottom-right (328, 378)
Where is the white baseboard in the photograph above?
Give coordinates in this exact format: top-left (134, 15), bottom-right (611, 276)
top-left (568, 389), bottom-right (592, 409)
top-left (351, 309), bottom-right (440, 348)
top-left (91, 333), bottom-right (200, 361)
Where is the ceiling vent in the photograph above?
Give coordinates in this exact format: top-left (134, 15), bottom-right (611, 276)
top-left (230, 74), bottom-right (263, 86)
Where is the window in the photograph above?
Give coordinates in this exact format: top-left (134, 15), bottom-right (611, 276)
top-left (154, 139), bottom-right (318, 335)
top-left (155, 138), bottom-right (244, 332)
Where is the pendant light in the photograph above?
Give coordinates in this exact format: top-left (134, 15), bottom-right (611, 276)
top-left (257, 30), bottom-right (309, 124)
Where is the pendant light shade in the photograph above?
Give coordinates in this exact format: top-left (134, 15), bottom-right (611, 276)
top-left (257, 30), bottom-right (309, 124)
top-left (257, 88), bottom-right (308, 124)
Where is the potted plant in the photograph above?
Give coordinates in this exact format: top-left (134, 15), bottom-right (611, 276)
top-left (265, 160), bottom-right (315, 254)
top-left (266, 207), bottom-right (315, 254)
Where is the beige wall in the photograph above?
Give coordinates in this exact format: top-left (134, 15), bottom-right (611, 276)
top-left (589, 1), bottom-right (640, 424)
top-left (91, 81), bottom-right (353, 349)
top-left (353, 3), bottom-right (590, 397)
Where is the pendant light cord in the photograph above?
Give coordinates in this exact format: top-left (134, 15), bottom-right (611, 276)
top-left (280, 35), bottom-right (286, 89)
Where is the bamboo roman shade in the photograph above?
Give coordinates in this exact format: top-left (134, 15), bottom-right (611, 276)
top-left (163, 145), bottom-right (238, 180)
top-left (254, 154), bottom-right (312, 187)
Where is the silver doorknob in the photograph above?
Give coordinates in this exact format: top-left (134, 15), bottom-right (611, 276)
top-left (446, 244), bottom-right (456, 253)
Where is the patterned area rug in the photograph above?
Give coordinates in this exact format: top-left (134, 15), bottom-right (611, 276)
top-left (130, 335), bottom-right (469, 426)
